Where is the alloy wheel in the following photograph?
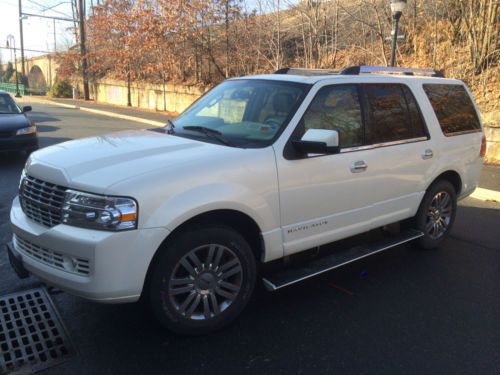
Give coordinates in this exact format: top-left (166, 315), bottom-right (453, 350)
top-left (425, 191), bottom-right (453, 239)
top-left (164, 244), bottom-right (243, 320)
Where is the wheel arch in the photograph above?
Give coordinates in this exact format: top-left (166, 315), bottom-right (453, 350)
top-left (141, 209), bottom-right (264, 299)
top-left (427, 170), bottom-right (462, 195)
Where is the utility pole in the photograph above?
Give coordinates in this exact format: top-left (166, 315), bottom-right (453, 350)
top-left (78, 0), bottom-right (90, 100)
top-left (225, 0), bottom-right (229, 78)
top-left (18, 0), bottom-right (26, 77)
top-left (53, 19), bottom-right (57, 52)
top-left (127, 66), bottom-right (131, 107)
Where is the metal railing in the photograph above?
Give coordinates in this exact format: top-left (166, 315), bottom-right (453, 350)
top-left (274, 65), bottom-right (445, 78)
top-left (0, 82), bottom-right (27, 95)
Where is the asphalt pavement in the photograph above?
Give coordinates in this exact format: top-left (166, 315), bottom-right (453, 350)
top-left (1, 101), bottom-right (499, 374)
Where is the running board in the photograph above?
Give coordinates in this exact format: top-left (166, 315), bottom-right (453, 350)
top-left (262, 229), bottom-right (424, 291)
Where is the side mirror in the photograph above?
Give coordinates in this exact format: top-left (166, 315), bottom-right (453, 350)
top-left (292, 129), bottom-right (340, 155)
top-left (22, 106), bottom-right (32, 112)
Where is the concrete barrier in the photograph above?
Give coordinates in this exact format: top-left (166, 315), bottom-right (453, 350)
top-left (85, 79), bottom-right (208, 114)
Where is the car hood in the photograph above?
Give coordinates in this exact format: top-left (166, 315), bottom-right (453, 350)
top-left (26, 130), bottom-right (229, 193)
top-left (0, 113), bottom-right (31, 131)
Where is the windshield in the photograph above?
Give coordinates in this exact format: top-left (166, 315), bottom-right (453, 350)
top-left (172, 79), bottom-right (309, 148)
top-left (0, 94), bottom-right (22, 114)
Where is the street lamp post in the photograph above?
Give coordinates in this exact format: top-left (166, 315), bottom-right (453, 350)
top-left (6, 35), bottom-right (21, 98)
top-left (389, 0), bottom-right (407, 67)
top-left (127, 67), bottom-right (132, 107)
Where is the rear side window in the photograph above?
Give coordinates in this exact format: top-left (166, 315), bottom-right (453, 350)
top-left (364, 84), bottom-right (425, 144)
top-left (423, 84), bottom-right (481, 135)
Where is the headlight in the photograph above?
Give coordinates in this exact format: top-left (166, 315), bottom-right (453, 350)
top-left (62, 190), bottom-right (138, 231)
top-left (16, 126), bottom-right (37, 136)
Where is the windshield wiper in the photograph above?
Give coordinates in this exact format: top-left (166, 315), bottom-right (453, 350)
top-left (182, 126), bottom-right (234, 147)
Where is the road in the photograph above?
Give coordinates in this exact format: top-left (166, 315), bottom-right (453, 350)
top-left (1, 101), bottom-right (499, 374)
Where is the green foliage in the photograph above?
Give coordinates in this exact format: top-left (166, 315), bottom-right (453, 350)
top-left (8, 71), bottom-right (22, 84)
top-left (2, 62), bottom-right (14, 83)
top-left (49, 78), bottom-right (73, 98)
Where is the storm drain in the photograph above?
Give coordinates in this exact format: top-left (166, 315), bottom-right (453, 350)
top-left (0, 288), bottom-right (75, 374)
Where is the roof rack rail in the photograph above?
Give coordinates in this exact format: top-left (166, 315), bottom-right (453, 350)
top-left (274, 67), bottom-right (340, 76)
top-left (340, 66), bottom-right (445, 77)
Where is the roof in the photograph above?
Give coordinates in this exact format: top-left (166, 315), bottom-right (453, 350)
top-left (232, 66), bottom-right (463, 86)
top-left (235, 74), bottom-right (462, 86)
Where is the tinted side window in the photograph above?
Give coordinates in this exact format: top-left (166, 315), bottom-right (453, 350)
top-left (364, 84), bottom-right (413, 143)
top-left (423, 84), bottom-right (481, 135)
top-left (302, 84), bottom-right (363, 147)
top-left (401, 85), bottom-right (427, 138)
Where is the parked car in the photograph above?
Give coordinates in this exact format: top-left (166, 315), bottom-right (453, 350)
top-left (0, 91), bottom-right (37, 154)
top-left (8, 66), bottom-right (485, 335)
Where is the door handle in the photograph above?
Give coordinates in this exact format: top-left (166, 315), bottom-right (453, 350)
top-left (350, 160), bottom-right (368, 173)
top-left (421, 149), bottom-right (433, 160)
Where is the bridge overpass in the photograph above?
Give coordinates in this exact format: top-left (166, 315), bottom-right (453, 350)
top-left (2, 54), bottom-right (58, 94)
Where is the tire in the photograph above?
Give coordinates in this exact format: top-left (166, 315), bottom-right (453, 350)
top-left (149, 225), bottom-right (256, 335)
top-left (414, 180), bottom-right (457, 249)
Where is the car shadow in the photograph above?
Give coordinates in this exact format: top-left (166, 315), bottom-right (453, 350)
top-left (451, 199), bottom-right (500, 250)
top-left (0, 136), bottom-right (72, 164)
top-left (27, 112), bottom-right (61, 123)
top-left (0, 151), bottom-right (27, 168)
top-left (36, 124), bottom-right (60, 133)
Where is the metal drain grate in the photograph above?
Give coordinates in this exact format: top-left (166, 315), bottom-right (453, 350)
top-left (0, 288), bottom-right (75, 374)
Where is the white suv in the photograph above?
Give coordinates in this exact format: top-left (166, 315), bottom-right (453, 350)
top-left (8, 66), bottom-right (485, 334)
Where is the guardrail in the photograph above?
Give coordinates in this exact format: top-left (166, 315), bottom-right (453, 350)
top-left (0, 82), bottom-right (27, 95)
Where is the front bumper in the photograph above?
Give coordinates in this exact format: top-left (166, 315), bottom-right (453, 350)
top-left (0, 134), bottom-right (38, 152)
top-left (9, 196), bottom-right (170, 303)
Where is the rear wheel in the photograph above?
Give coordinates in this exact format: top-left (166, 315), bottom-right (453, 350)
top-left (149, 225), bottom-right (256, 335)
top-left (415, 180), bottom-right (457, 249)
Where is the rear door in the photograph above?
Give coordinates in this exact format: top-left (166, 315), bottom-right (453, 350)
top-left (359, 83), bottom-right (434, 228)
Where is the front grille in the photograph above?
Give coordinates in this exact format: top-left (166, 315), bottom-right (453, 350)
top-left (14, 234), bottom-right (91, 276)
top-left (0, 130), bottom-right (13, 138)
top-left (20, 176), bottom-right (66, 227)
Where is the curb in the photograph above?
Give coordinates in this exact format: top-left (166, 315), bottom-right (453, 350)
top-left (469, 187), bottom-right (500, 203)
top-left (18, 96), bottom-right (166, 127)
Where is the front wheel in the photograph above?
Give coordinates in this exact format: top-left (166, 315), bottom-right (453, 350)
top-left (415, 180), bottom-right (457, 249)
top-left (149, 225), bottom-right (256, 335)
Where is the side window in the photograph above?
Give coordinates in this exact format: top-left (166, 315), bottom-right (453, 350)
top-left (364, 84), bottom-right (414, 144)
top-left (423, 84), bottom-right (481, 136)
top-left (302, 84), bottom-right (363, 147)
top-left (401, 85), bottom-right (427, 138)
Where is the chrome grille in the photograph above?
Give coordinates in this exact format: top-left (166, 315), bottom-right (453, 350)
top-left (14, 234), bottom-right (91, 276)
top-left (20, 175), bottom-right (67, 227)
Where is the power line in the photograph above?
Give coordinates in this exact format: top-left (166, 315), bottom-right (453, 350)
top-left (25, 0), bottom-right (73, 18)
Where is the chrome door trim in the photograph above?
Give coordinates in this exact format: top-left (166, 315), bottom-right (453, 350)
top-left (340, 136), bottom-right (428, 153)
